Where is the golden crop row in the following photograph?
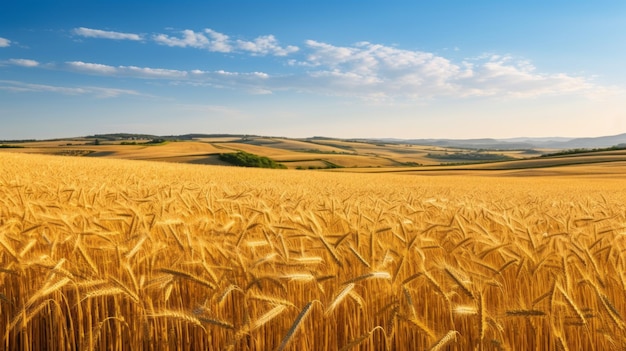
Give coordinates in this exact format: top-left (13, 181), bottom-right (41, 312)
top-left (1, 152), bottom-right (626, 350)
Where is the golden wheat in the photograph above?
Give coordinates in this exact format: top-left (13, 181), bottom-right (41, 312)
top-left (1, 152), bottom-right (626, 350)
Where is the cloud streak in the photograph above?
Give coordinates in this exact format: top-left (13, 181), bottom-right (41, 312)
top-left (6, 59), bottom-right (40, 67)
top-left (65, 61), bottom-right (271, 94)
top-left (67, 61), bottom-right (188, 79)
top-left (73, 27), bottom-right (143, 41)
top-left (66, 61), bottom-right (271, 81)
top-left (0, 37), bottom-right (10, 47)
top-left (0, 80), bottom-right (141, 98)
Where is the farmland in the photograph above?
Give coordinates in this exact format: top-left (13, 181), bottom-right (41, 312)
top-left (2, 151), bottom-right (626, 350)
top-left (0, 136), bottom-right (546, 169)
top-left (3, 135), bottom-right (626, 173)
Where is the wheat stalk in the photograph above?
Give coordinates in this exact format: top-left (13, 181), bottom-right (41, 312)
top-left (249, 305), bottom-right (288, 332)
top-left (160, 267), bottom-right (216, 290)
top-left (557, 284), bottom-right (586, 326)
top-left (339, 326), bottom-right (386, 351)
top-left (478, 292), bottom-right (487, 342)
top-left (505, 309), bottom-right (546, 316)
top-left (149, 310), bottom-right (207, 332)
top-left (326, 283), bottom-right (355, 315)
top-left (444, 267), bottom-right (475, 299)
top-left (276, 301), bottom-right (317, 351)
top-left (428, 330), bottom-right (459, 351)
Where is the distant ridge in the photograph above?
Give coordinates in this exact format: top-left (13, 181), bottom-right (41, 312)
top-left (86, 133), bottom-right (256, 141)
top-left (4, 132), bottom-right (625, 150)
top-left (377, 133), bottom-right (626, 150)
top-left (549, 133), bottom-right (626, 149)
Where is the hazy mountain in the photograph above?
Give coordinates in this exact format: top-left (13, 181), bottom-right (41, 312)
top-left (377, 133), bottom-right (626, 150)
top-left (549, 133), bottom-right (626, 149)
top-left (500, 137), bottom-right (573, 143)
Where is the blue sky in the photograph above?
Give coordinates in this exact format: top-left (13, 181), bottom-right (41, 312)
top-left (1, 1), bottom-right (625, 140)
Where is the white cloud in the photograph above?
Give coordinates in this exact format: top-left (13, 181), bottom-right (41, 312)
top-left (7, 59), bottom-right (39, 67)
top-left (153, 28), bottom-right (298, 56)
top-left (66, 61), bottom-right (187, 79)
top-left (0, 37), bottom-right (10, 47)
top-left (205, 29), bottom-right (232, 52)
top-left (236, 35), bottom-right (299, 56)
top-left (304, 40), bottom-right (358, 66)
top-left (154, 29), bottom-right (213, 49)
top-left (89, 87), bottom-right (142, 98)
top-left (291, 40), bottom-right (604, 101)
top-left (290, 41), bottom-right (461, 99)
top-left (73, 27), bottom-right (142, 41)
top-left (67, 61), bottom-right (117, 74)
top-left (214, 70), bottom-right (269, 79)
top-left (0, 80), bottom-right (140, 98)
top-left (153, 29), bottom-right (232, 52)
top-left (64, 61), bottom-right (272, 90)
top-left (122, 65), bottom-right (188, 79)
top-left (52, 35), bottom-right (610, 102)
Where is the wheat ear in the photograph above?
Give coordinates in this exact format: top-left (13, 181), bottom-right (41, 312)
top-left (326, 283), bottom-right (355, 315)
top-left (428, 330), bottom-right (459, 351)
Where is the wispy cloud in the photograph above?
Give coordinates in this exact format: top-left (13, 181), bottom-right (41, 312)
top-left (7, 58), bottom-right (40, 67)
top-left (0, 37), bottom-right (10, 47)
top-left (64, 60), bottom-right (272, 94)
top-left (123, 65), bottom-right (188, 79)
top-left (73, 27), bottom-right (142, 41)
top-left (67, 61), bottom-right (188, 79)
top-left (0, 80), bottom-right (141, 98)
top-left (456, 55), bottom-right (598, 98)
top-left (66, 61), bottom-right (272, 83)
top-left (212, 70), bottom-right (269, 79)
top-left (288, 40), bottom-right (605, 101)
top-left (154, 28), bottom-right (298, 56)
top-left (67, 61), bottom-right (117, 74)
top-left (73, 27), bottom-right (297, 56)
top-left (23, 27), bottom-right (613, 102)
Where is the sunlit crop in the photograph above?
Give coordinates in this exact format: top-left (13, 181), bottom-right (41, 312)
top-left (2, 152), bottom-right (626, 350)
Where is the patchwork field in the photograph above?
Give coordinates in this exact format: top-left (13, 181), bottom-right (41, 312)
top-left (0, 136), bottom-right (538, 169)
top-left (2, 152), bottom-right (626, 350)
top-left (4, 135), bottom-right (626, 173)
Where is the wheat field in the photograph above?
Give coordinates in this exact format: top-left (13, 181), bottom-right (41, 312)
top-left (2, 152), bottom-right (626, 350)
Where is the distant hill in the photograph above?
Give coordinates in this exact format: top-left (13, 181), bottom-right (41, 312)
top-left (86, 133), bottom-right (256, 141)
top-left (547, 133), bottom-right (626, 149)
top-left (376, 133), bottom-right (626, 150)
top-left (3, 132), bottom-right (626, 172)
top-left (17, 132), bottom-right (625, 151)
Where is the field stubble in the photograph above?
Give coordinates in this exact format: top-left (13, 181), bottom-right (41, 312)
top-left (1, 153), bottom-right (626, 350)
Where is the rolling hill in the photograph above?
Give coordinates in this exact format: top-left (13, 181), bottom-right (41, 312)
top-left (2, 132), bottom-right (626, 176)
